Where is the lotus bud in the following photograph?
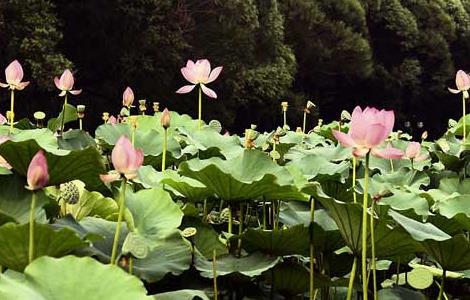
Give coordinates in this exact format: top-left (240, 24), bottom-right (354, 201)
top-left (107, 115), bottom-right (117, 125)
top-left (421, 131), bottom-right (428, 141)
top-left (138, 99), bottom-right (147, 115)
top-left (122, 87), bottom-right (134, 108)
top-left (304, 101), bottom-right (316, 114)
top-left (153, 102), bottom-right (160, 115)
top-left (26, 150), bottom-right (49, 191)
top-left (161, 108), bottom-right (171, 129)
top-left (341, 110), bottom-right (352, 121)
top-left (111, 136), bottom-right (144, 179)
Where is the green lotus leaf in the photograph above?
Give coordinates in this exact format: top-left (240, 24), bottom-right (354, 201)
top-left (305, 183), bottom-right (422, 258)
top-left (178, 127), bottom-right (244, 160)
top-left (287, 154), bottom-right (350, 182)
top-left (47, 103), bottom-right (78, 132)
top-left (422, 234), bottom-right (470, 271)
top-left (366, 169), bottom-right (430, 195)
top-left (0, 255), bottom-right (151, 300)
top-left (0, 139), bottom-right (107, 193)
top-left (0, 174), bottom-right (49, 224)
top-left (0, 223), bottom-right (88, 271)
top-left (67, 189), bottom-right (118, 221)
top-left (388, 210), bottom-right (451, 241)
top-left (285, 144), bottom-right (351, 163)
top-left (181, 217), bottom-right (228, 258)
top-left (125, 187), bottom-right (184, 241)
top-left (179, 149), bottom-right (307, 202)
top-left (407, 268), bottom-right (433, 290)
top-left (379, 190), bottom-right (430, 217)
top-left (135, 112), bottom-right (200, 132)
top-left (377, 287), bottom-right (425, 300)
top-left (58, 129), bottom-right (96, 150)
top-left (195, 252), bottom-right (280, 278)
top-left (153, 289), bottom-right (209, 300)
top-left (95, 123), bottom-right (182, 165)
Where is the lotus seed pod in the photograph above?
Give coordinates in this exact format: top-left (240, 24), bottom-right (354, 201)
top-left (60, 181), bottom-right (80, 204)
top-left (102, 112), bottom-right (109, 122)
top-left (182, 227), bottom-right (197, 238)
top-left (138, 99), bottom-right (147, 114)
top-left (281, 101), bottom-right (288, 112)
top-left (153, 102), bottom-right (160, 114)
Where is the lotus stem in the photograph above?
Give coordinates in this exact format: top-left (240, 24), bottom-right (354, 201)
top-left (131, 127), bottom-right (136, 146)
top-left (352, 157), bottom-right (357, 204)
top-left (370, 200), bottom-right (377, 300)
top-left (303, 111), bottom-right (307, 133)
top-left (463, 94), bottom-right (467, 141)
top-left (79, 118), bottom-right (83, 131)
top-left (161, 128), bottom-right (168, 173)
top-left (60, 94), bottom-right (68, 136)
top-left (283, 111), bottom-right (287, 127)
top-left (110, 178), bottom-right (127, 265)
top-left (212, 249), bottom-right (218, 300)
top-left (238, 203), bottom-right (244, 255)
top-left (228, 204), bottom-right (232, 234)
top-left (262, 200), bottom-right (266, 229)
top-left (9, 90), bottom-right (14, 131)
top-left (129, 256), bottom-right (134, 275)
top-left (396, 259), bottom-right (400, 285)
top-left (361, 153), bottom-right (370, 300)
top-left (346, 257), bottom-right (358, 300)
top-left (437, 270), bottom-right (446, 300)
top-left (28, 191), bottom-right (37, 264)
top-left (389, 159), bottom-right (394, 172)
top-left (198, 85), bottom-right (202, 129)
top-left (203, 199), bottom-right (208, 223)
top-left (309, 196), bottom-right (316, 300)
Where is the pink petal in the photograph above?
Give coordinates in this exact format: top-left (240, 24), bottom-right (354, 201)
top-left (26, 150), bottom-right (49, 190)
top-left (353, 147), bottom-right (370, 157)
top-left (0, 82), bottom-right (8, 88)
top-left (0, 114), bottom-right (6, 125)
top-left (100, 173), bottom-right (120, 183)
top-left (201, 84), bottom-right (217, 98)
top-left (70, 89), bottom-right (82, 95)
top-left (448, 87), bottom-right (460, 94)
top-left (332, 130), bottom-right (356, 148)
top-left (186, 60), bottom-right (195, 68)
top-left (349, 106), bottom-right (368, 142)
top-left (112, 136), bottom-right (133, 174)
top-left (207, 66), bottom-right (223, 83)
top-left (371, 147), bottom-right (404, 159)
top-left (176, 85), bottom-right (196, 94)
top-left (54, 77), bottom-right (61, 90)
top-left (181, 67), bottom-right (198, 84)
top-left (15, 81), bottom-right (30, 90)
top-left (456, 70), bottom-right (470, 91)
top-left (198, 59), bottom-right (211, 81)
top-left (60, 69), bottom-right (75, 91)
top-left (59, 90), bottom-right (67, 97)
top-left (364, 123), bottom-right (388, 148)
top-left (0, 155), bottom-right (11, 169)
top-left (5, 60), bottom-right (24, 84)
top-left (381, 110), bottom-right (395, 136)
top-left (405, 142), bottom-right (421, 159)
top-left (415, 154), bottom-right (429, 162)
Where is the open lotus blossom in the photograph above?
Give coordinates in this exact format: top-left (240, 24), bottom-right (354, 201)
top-left (448, 70), bottom-right (470, 98)
top-left (122, 87), bottom-right (134, 107)
top-left (54, 69), bottom-right (82, 96)
top-left (176, 59), bottom-right (222, 98)
top-left (26, 150), bottom-right (49, 191)
top-left (100, 136), bottom-right (144, 183)
top-left (0, 60), bottom-right (30, 90)
top-left (404, 142), bottom-right (428, 161)
top-left (333, 106), bottom-right (403, 158)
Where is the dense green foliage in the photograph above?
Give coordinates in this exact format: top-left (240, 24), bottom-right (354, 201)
top-left (1, 0), bottom-right (469, 134)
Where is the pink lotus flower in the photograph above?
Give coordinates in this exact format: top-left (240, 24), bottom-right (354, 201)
top-left (26, 150), bottom-right (49, 190)
top-left (0, 114), bottom-right (6, 125)
top-left (0, 60), bottom-right (30, 90)
top-left (176, 59), bottom-right (222, 98)
top-left (404, 142), bottom-right (428, 161)
top-left (54, 69), bottom-right (82, 96)
top-left (449, 70), bottom-right (470, 97)
top-left (333, 106), bottom-right (403, 158)
top-left (100, 136), bottom-right (144, 183)
top-left (122, 87), bottom-right (134, 107)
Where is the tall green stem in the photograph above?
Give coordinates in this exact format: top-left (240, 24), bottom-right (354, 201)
top-left (362, 153), bottom-right (370, 300)
top-left (60, 94), bottom-right (68, 135)
top-left (228, 204), bottom-right (232, 234)
top-left (9, 90), bottom-right (14, 131)
top-left (352, 157), bottom-right (357, 204)
top-left (161, 128), bottom-right (167, 173)
top-left (129, 256), bottom-right (134, 275)
top-left (463, 94), bottom-right (467, 141)
top-left (198, 86), bottom-right (202, 129)
top-left (346, 257), bottom-right (358, 300)
top-left (437, 270), bottom-right (446, 300)
top-left (110, 178), bottom-right (127, 264)
top-left (238, 203), bottom-right (244, 255)
top-left (28, 191), bottom-right (37, 264)
top-left (79, 119), bottom-right (83, 131)
top-left (370, 200), bottom-right (377, 300)
top-left (303, 112), bottom-right (307, 133)
top-left (283, 111), bottom-right (287, 127)
top-left (309, 197), bottom-right (316, 300)
top-left (212, 249), bottom-right (218, 300)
